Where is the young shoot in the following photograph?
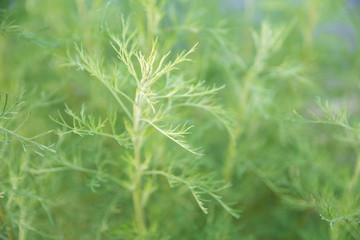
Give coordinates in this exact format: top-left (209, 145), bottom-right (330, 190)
top-left (56, 19), bottom-right (239, 236)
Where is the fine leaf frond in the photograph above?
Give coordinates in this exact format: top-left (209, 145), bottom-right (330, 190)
top-left (0, 127), bottom-right (55, 157)
top-left (144, 170), bottom-right (241, 219)
top-left (154, 78), bottom-right (225, 100)
top-left (0, 94), bottom-right (55, 156)
top-left (141, 118), bottom-right (202, 156)
top-left (51, 104), bottom-right (131, 148)
top-left (173, 95), bottom-right (236, 141)
top-left (68, 44), bottom-right (133, 119)
top-left (293, 97), bottom-right (354, 132)
top-left (147, 43), bottom-right (198, 87)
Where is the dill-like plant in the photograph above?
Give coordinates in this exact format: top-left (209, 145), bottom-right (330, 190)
top-left (1, 0), bottom-right (360, 239)
top-left (0, 94), bottom-right (55, 240)
top-left (52, 17), bottom-right (239, 237)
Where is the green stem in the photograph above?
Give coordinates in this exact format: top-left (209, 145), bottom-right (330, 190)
top-left (223, 64), bottom-right (259, 180)
top-left (132, 89), bottom-right (146, 235)
top-left (303, 0), bottom-right (318, 60)
top-left (0, 203), bottom-right (16, 240)
top-left (348, 154), bottom-right (360, 192)
top-left (223, 140), bottom-right (237, 181)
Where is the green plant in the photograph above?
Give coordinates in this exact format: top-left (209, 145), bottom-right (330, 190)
top-left (2, 0), bottom-right (360, 239)
top-left (0, 94), bottom-right (56, 240)
top-left (51, 18), bottom-right (239, 237)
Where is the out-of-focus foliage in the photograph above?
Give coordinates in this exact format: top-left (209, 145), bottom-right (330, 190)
top-left (1, 0), bottom-right (360, 239)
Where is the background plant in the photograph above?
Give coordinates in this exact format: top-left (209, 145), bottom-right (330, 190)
top-left (0, 93), bottom-right (56, 239)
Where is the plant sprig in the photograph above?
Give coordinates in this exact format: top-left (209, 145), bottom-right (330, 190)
top-left (0, 94), bottom-right (55, 157)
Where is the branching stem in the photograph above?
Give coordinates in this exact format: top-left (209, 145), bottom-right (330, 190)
top-left (223, 61), bottom-right (260, 181)
top-left (132, 89), bottom-right (146, 234)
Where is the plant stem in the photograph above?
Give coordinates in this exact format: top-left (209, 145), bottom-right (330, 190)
top-left (348, 153), bottom-right (360, 192)
top-left (223, 64), bottom-right (259, 181)
top-left (132, 89), bottom-right (146, 234)
top-left (303, 0), bottom-right (318, 60)
top-left (0, 203), bottom-right (16, 240)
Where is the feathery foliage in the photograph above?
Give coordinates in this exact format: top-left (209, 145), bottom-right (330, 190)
top-left (52, 19), bottom-right (238, 237)
top-left (1, 0), bottom-right (360, 239)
